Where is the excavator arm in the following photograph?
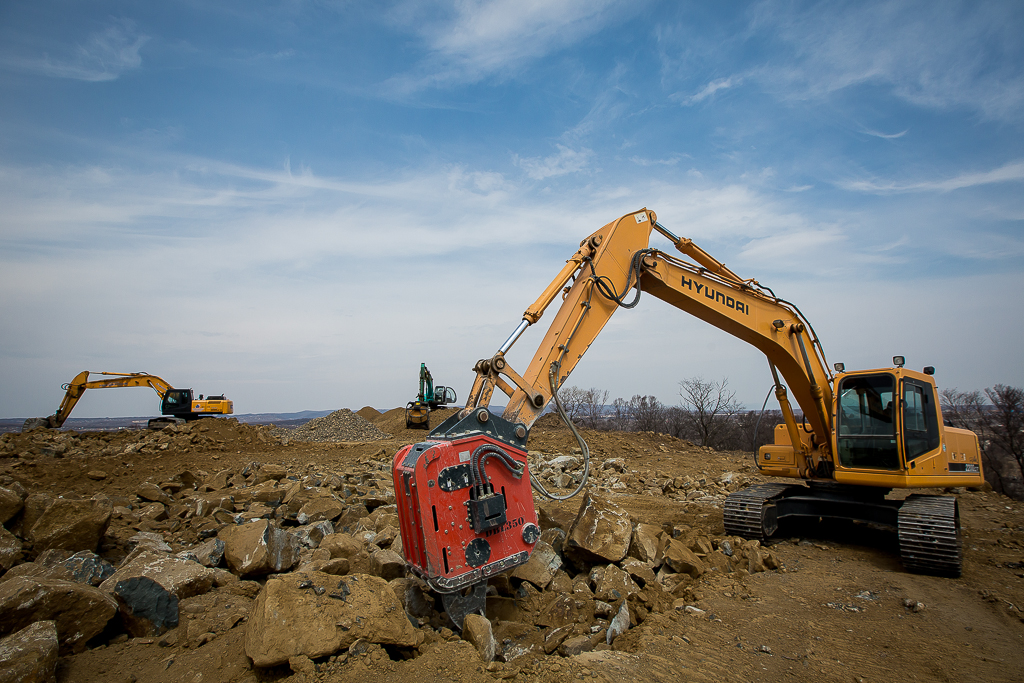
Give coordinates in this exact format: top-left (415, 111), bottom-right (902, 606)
top-left (461, 208), bottom-right (834, 477)
top-left (31, 371), bottom-right (174, 429)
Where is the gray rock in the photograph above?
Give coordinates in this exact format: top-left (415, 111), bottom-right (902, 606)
top-left (369, 549), bottom-right (405, 581)
top-left (0, 620), bottom-right (58, 683)
top-left (113, 576), bottom-right (179, 637)
top-left (606, 600), bottom-right (631, 644)
top-left (177, 538), bottom-right (225, 568)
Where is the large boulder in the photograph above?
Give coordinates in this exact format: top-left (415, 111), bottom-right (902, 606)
top-left (662, 538), bottom-right (705, 577)
top-left (112, 576), bottom-right (179, 637)
top-left (26, 497), bottom-right (112, 554)
top-left (0, 486), bottom-right (24, 525)
top-left (0, 620), bottom-right (58, 683)
top-left (510, 540), bottom-right (562, 589)
top-left (2, 551), bottom-right (115, 587)
top-left (0, 577), bottom-right (116, 653)
top-left (564, 492), bottom-right (632, 564)
top-left (628, 523), bottom-right (662, 566)
top-left (99, 551), bottom-right (216, 600)
top-left (0, 527), bottom-right (20, 571)
top-left (219, 520), bottom-right (301, 577)
top-left (245, 571), bottom-right (420, 667)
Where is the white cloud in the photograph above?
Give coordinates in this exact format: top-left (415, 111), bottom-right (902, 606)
top-left (2, 18), bottom-right (147, 82)
top-left (748, 0), bottom-right (1024, 120)
top-left (840, 160), bottom-right (1024, 194)
top-left (861, 128), bottom-right (908, 140)
top-left (677, 76), bottom-right (741, 105)
top-left (385, 0), bottom-right (632, 91)
top-left (514, 145), bottom-right (594, 180)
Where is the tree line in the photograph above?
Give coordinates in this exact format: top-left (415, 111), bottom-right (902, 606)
top-left (940, 385), bottom-right (1024, 500)
top-left (556, 377), bottom-right (779, 453)
top-left (557, 378), bottom-right (1024, 500)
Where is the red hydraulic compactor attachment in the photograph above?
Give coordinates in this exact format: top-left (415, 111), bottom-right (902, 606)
top-left (393, 407), bottom-right (540, 626)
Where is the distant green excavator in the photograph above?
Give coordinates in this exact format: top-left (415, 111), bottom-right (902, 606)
top-left (405, 363), bottom-right (457, 429)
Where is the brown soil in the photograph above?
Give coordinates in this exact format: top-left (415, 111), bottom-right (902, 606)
top-left (2, 413), bottom-right (1022, 683)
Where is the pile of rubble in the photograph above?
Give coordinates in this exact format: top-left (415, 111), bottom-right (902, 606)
top-left (0, 418), bottom-right (278, 460)
top-left (282, 409), bottom-right (393, 443)
top-left (0, 448), bottom-right (773, 679)
top-left (530, 451), bottom-right (750, 505)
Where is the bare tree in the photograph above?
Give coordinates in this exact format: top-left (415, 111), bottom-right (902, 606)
top-left (627, 394), bottom-right (667, 433)
top-left (555, 384), bottom-right (587, 422)
top-left (941, 386), bottom-right (1022, 498)
top-left (982, 385), bottom-right (1024, 482)
top-left (677, 377), bottom-right (743, 448)
top-left (579, 387), bottom-right (610, 429)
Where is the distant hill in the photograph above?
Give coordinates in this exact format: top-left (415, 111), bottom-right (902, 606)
top-left (0, 409), bottom-right (337, 434)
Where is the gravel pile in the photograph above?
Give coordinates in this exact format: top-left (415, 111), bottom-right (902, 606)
top-left (286, 409), bottom-right (392, 442)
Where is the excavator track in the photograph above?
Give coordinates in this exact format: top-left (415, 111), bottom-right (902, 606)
top-left (898, 494), bottom-right (962, 577)
top-left (723, 483), bottom-right (794, 541)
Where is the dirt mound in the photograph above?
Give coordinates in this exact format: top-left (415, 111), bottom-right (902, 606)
top-left (356, 406), bottom-right (382, 421)
top-left (373, 406), bottom-right (459, 435)
top-left (286, 408), bottom-right (392, 442)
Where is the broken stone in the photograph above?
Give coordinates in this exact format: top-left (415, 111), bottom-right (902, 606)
top-left (177, 538), bottom-right (225, 568)
top-left (297, 497), bottom-right (344, 525)
top-left (628, 523), bottom-right (662, 566)
top-left (511, 540), bottom-right (562, 589)
top-left (136, 483), bottom-right (174, 506)
top-left (558, 634), bottom-right (593, 657)
top-left (370, 549), bottom-right (405, 581)
top-left (27, 496), bottom-right (112, 554)
top-left (294, 520), bottom-right (334, 549)
top-left (128, 531), bottom-right (173, 554)
top-left (0, 486), bottom-right (24, 525)
top-left (0, 577), bottom-right (116, 653)
top-left (113, 575), bottom-right (180, 637)
top-left (0, 526), bottom-right (21, 572)
top-left (462, 613), bottom-right (497, 662)
top-left (219, 520), bottom-right (301, 577)
top-left (0, 620), bottom-right (58, 683)
top-left (589, 565), bottom-right (639, 602)
top-left (100, 551), bottom-right (216, 600)
top-left (244, 571), bottom-right (420, 667)
top-left (662, 538), bottom-right (705, 578)
top-left (621, 558), bottom-right (657, 588)
top-left (564, 492), bottom-right (632, 564)
top-left (606, 600), bottom-right (631, 644)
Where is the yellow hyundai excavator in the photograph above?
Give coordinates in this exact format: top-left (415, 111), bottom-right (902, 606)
top-left (395, 208), bottom-right (981, 607)
top-left (24, 371), bottom-right (233, 431)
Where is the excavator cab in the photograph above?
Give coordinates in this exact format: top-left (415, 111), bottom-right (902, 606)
top-left (160, 388), bottom-right (194, 417)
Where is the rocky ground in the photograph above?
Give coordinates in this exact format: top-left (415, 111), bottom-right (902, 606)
top-left (0, 408), bottom-right (1021, 683)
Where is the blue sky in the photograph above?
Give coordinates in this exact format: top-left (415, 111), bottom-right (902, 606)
top-left (1, 0), bottom-right (1022, 419)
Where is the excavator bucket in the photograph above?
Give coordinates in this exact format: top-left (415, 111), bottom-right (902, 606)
top-left (405, 401), bottom-right (430, 429)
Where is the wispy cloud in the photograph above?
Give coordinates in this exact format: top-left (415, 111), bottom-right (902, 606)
top-left (513, 145), bottom-right (594, 180)
top-left (841, 161), bottom-right (1024, 194)
top-left (1, 18), bottom-right (147, 82)
top-left (748, 0), bottom-right (1024, 120)
top-left (384, 0), bottom-right (632, 92)
top-left (676, 76), bottom-right (741, 105)
top-left (861, 128), bottom-right (908, 140)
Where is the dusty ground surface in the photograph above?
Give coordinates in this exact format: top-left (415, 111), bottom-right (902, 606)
top-left (1, 409), bottom-right (1022, 683)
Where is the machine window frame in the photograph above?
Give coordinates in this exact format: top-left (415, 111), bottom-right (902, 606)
top-left (901, 378), bottom-right (941, 461)
top-left (835, 373), bottom-right (901, 470)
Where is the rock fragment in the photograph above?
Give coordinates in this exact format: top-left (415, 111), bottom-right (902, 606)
top-left (462, 613), bottom-right (497, 662)
top-left (0, 620), bottom-right (58, 683)
top-left (0, 577), bottom-right (116, 653)
top-left (219, 520), bottom-right (301, 577)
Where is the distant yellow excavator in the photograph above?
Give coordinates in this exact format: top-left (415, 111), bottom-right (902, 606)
top-left (437, 208), bottom-right (982, 577)
top-left (24, 371), bottom-right (233, 431)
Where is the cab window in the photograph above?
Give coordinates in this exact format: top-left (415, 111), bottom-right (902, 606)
top-left (836, 374), bottom-right (899, 469)
top-left (903, 380), bottom-right (940, 460)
